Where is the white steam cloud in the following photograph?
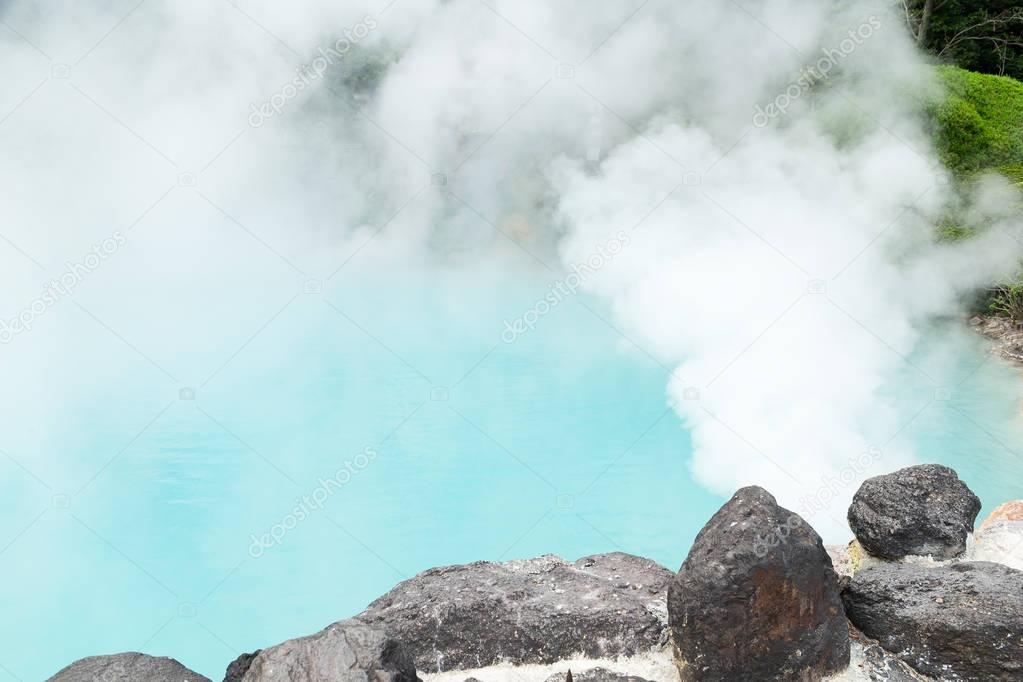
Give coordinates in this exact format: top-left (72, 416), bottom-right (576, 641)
top-left (1, 0), bottom-right (1021, 544)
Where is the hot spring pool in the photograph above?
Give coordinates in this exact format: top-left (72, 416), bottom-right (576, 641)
top-left (2, 271), bottom-right (1022, 680)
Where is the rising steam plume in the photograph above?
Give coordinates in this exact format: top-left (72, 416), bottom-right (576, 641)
top-left (1, 0), bottom-right (1021, 540)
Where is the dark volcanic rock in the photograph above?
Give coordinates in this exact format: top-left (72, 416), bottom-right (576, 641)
top-left (543, 668), bottom-right (655, 682)
top-left (667, 486), bottom-right (849, 681)
top-left (857, 642), bottom-right (929, 681)
top-left (47, 653), bottom-right (211, 682)
top-left (358, 552), bottom-right (673, 673)
top-left (843, 562), bottom-right (1023, 680)
top-left (235, 618), bottom-right (418, 681)
top-left (222, 650), bottom-right (259, 682)
top-left (847, 463), bottom-right (981, 559)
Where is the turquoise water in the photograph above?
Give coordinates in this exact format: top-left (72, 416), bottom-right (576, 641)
top-left (2, 269), bottom-right (1022, 680)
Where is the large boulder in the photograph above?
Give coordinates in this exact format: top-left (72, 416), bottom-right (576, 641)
top-left (842, 562), bottom-right (1023, 680)
top-left (668, 486), bottom-right (849, 681)
top-left (967, 500), bottom-right (1023, 570)
top-left (47, 653), bottom-right (210, 682)
top-left (847, 464), bottom-right (980, 560)
top-left (357, 552), bottom-right (673, 673)
top-left (229, 618), bottom-right (418, 682)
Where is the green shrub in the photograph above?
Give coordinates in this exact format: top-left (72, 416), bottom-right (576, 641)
top-left (989, 284), bottom-right (1023, 320)
top-left (932, 65), bottom-right (1023, 173)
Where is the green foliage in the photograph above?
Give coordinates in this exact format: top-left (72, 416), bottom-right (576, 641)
top-left (988, 284), bottom-right (1023, 320)
top-left (909, 7), bottom-right (1023, 296)
top-left (926, 67), bottom-right (1023, 259)
top-left (936, 219), bottom-right (976, 242)
top-left (931, 65), bottom-right (1023, 173)
top-left (998, 164), bottom-right (1023, 185)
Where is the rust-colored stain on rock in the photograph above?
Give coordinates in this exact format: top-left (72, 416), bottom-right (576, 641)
top-left (751, 566), bottom-right (825, 640)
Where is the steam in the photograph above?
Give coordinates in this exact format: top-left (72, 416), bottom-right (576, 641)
top-left (1, 0), bottom-right (1021, 542)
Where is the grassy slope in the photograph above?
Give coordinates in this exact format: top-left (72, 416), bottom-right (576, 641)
top-left (929, 66), bottom-right (1023, 312)
top-left (932, 65), bottom-right (1023, 179)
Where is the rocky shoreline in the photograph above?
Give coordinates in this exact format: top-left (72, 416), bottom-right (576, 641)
top-left (49, 465), bottom-right (1023, 682)
top-left (970, 314), bottom-right (1023, 365)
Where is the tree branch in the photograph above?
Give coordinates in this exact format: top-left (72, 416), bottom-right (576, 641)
top-left (900, 0), bottom-right (916, 36)
top-left (937, 8), bottom-right (1023, 57)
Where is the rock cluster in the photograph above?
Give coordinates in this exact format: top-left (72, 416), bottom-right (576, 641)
top-left (45, 464), bottom-right (1023, 682)
top-left (840, 464), bottom-right (1023, 681)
